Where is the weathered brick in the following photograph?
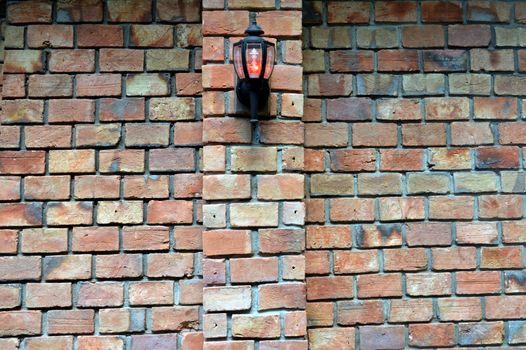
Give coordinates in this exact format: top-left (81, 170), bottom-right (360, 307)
top-left (95, 254), bottom-right (143, 279)
top-left (203, 286), bottom-right (251, 312)
top-left (107, 0), bottom-right (152, 22)
top-left (0, 256), bottom-right (41, 281)
top-left (72, 227), bottom-right (119, 252)
top-left (471, 49), bottom-right (514, 72)
top-left (357, 27), bottom-right (398, 48)
top-left (424, 50), bottom-right (468, 72)
top-left (360, 325), bottom-right (405, 350)
top-left (77, 24), bottom-right (123, 47)
top-left (26, 283), bottom-right (71, 309)
top-left (56, 0), bottom-right (103, 22)
top-left (259, 283), bottom-right (306, 310)
top-left (2, 100), bottom-right (44, 124)
top-left (44, 255), bottom-right (92, 281)
top-left (334, 250), bottom-right (378, 274)
top-left (457, 271), bottom-right (501, 295)
top-left (407, 273), bottom-right (452, 296)
top-left (356, 224), bottom-right (403, 248)
top-left (130, 24), bottom-right (173, 47)
top-left (458, 322), bottom-right (504, 345)
top-left (21, 228), bottom-right (68, 253)
top-left (4, 50), bottom-right (43, 73)
top-left (48, 99), bottom-right (96, 123)
top-left (28, 25), bottom-right (73, 48)
top-left (389, 299), bottom-right (433, 323)
top-left (331, 198), bottom-right (375, 222)
top-left (357, 274), bottom-right (402, 298)
top-left (402, 25), bottom-right (444, 48)
top-left (127, 73), bottom-right (170, 96)
top-left (353, 123), bottom-right (397, 147)
top-left (99, 308), bottom-right (145, 334)
top-left (48, 310), bottom-right (94, 334)
top-left (308, 328), bottom-right (355, 349)
top-left (329, 51), bottom-right (374, 73)
top-left (384, 248), bottom-right (428, 272)
top-left (232, 315), bottom-right (280, 339)
top-left (0, 311), bottom-right (41, 336)
top-left (0, 203), bottom-right (43, 228)
top-left (409, 323), bottom-right (456, 347)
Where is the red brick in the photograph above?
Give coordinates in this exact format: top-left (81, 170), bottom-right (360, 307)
top-left (149, 148), bottom-right (195, 172)
top-left (25, 125), bottom-right (72, 149)
top-left (308, 328), bottom-right (355, 349)
top-left (0, 311), bottom-right (41, 336)
top-left (409, 323), bottom-right (456, 347)
top-left (47, 202), bottom-right (93, 226)
top-left (4, 50), bottom-right (44, 73)
top-left (486, 296), bottom-right (526, 319)
top-left (100, 49), bottom-right (144, 72)
top-left (77, 24), bottom-right (123, 47)
top-left (260, 229), bottom-right (305, 254)
top-left (305, 123), bottom-right (349, 147)
top-left (474, 97), bottom-right (518, 120)
top-left (26, 283), bottom-right (71, 309)
top-left (257, 11), bottom-right (301, 37)
top-left (78, 282), bottom-right (123, 308)
top-left (202, 11), bottom-right (249, 36)
top-left (457, 271), bottom-right (501, 295)
top-left (377, 98), bottom-right (421, 121)
top-left (422, 1), bottom-right (463, 22)
top-left (424, 50), bottom-right (468, 72)
top-left (77, 336), bottom-right (124, 350)
top-left (0, 203), bottom-right (43, 228)
top-left (375, 1), bottom-right (417, 22)
top-left (76, 74), bottom-right (122, 97)
top-left (0, 230), bottom-right (18, 254)
top-left (330, 149), bottom-right (376, 172)
top-left (384, 248), bottom-right (428, 272)
top-left (202, 64), bottom-right (234, 90)
top-left (28, 74), bottom-right (72, 97)
top-left (402, 123), bottom-right (447, 146)
top-left (232, 314), bottom-right (280, 339)
top-left (95, 254), bottom-right (142, 279)
top-left (48, 99), bottom-right (95, 123)
top-left (406, 222), bottom-right (452, 246)
top-left (203, 230), bottom-right (251, 257)
top-left (107, 0), bottom-right (152, 22)
top-left (402, 25), bottom-right (445, 48)
top-left (2, 75), bottom-right (25, 97)
top-left (75, 175), bottom-right (120, 199)
top-left (259, 283), bottom-right (306, 310)
top-left (130, 24), bottom-right (173, 47)
top-left (157, 0), bottom-right (200, 22)
top-left (174, 122), bottom-right (203, 146)
top-left (173, 174), bottom-right (202, 198)
top-left (259, 121), bottom-right (304, 145)
top-left (328, 1), bottom-right (369, 23)
top-left (129, 281), bottom-right (173, 306)
top-left (48, 310), bottom-right (94, 334)
top-left (357, 274), bottom-right (402, 298)
top-left (203, 118), bottom-right (251, 144)
top-left (429, 196), bottom-right (474, 220)
top-left (360, 325), bottom-right (405, 350)
top-left (337, 300), bottom-right (383, 326)
top-left (176, 73), bottom-right (202, 96)
top-left (7, 1), bottom-right (52, 23)
top-left (334, 250), bottom-right (378, 274)
top-left (123, 175), bottom-right (169, 198)
top-left (353, 123), bottom-right (397, 147)
top-left (56, 0), bottom-right (103, 22)
top-left (481, 246), bottom-right (523, 269)
top-left (231, 258), bottom-right (278, 283)
top-left (407, 273), bottom-right (452, 296)
top-left (433, 247), bottom-right (477, 270)
top-left (43, 255), bottom-right (92, 281)
top-left (308, 73), bottom-right (352, 96)
top-left (21, 228), bottom-right (68, 254)
top-left (2, 100), bottom-right (44, 124)
top-left (72, 227), bottom-right (119, 252)
top-left (327, 97), bottom-right (372, 121)
top-left (0, 177), bottom-right (20, 201)
top-left (145, 200), bottom-right (192, 224)
top-left (449, 24), bottom-right (491, 47)
top-left (100, 98), bottom-right (145, 121)
top-left (356, 224), bottom-right (403, 248)
top-left (147, 253), bottom-right (193, 278)
top-left (329, 51), bottom-right (374, 73)
top-left (378, 50), bottom-right (419, 72)
top-left (479, 194), bottom-right (523, 219)
top-left (389, 299), bottom-right (433, 323)
top-left (0, 256), bottom-right (41, 281)
top-left (25, 336), bottom-right (73, 350)
top-left (152, 306), bottom-right (199, 331)
top-left (0, 126), bottom-right (20, 149)
top-left (380, 149), bottom-right (423, 171)
top-left (331, 198), bottom-right (375, 222)
top-left (28, 25), bottom-right (73, 48)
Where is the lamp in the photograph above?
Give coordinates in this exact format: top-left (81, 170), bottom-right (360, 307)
top-left (233, 17), bottom-right (275, 120)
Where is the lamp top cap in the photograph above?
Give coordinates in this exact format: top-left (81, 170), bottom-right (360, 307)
top-left (245, 17), bottom-right (264, 36)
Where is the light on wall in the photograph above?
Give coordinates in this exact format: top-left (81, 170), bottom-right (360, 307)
top-left (233, 18), bottom-right (275, 120)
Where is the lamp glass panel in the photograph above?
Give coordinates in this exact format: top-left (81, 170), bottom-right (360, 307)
top-left (246, 42), bottom-right (263, 78)
top-left (263, 44), bottom-right (275, 79)
top-left (233, 45), bottom-right (245, 79)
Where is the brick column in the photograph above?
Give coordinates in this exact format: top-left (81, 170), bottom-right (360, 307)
top-left (201, 0), bottom-right (306, 348)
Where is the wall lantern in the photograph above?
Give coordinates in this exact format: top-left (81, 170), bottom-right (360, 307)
top-left (233, 18), bottom-right (275, 120)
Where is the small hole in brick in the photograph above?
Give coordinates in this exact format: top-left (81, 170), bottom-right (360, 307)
top-left (292, 101), bottom-right (295, 106)
top-left (212, 215), bottom-right (216, 218)
top-left (292, 157), bottom-right (296, 161)
top-left (292, 265), bottom-right (296, 269)
top-left (294, 210), bottom-right (297, 214)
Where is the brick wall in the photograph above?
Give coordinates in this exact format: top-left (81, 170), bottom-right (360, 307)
top-left (2, 1), bottom-right (526, 350)
top-left (0, 0), bottom-right (204, 349)
top-left (303, 1), bottom-right (526, 349)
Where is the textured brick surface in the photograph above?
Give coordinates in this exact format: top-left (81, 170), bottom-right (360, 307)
top-left (0, 0), bottom-right (203, 346)
top-left (2, 0), bottom-right (526, 349)
top-left (301, 1), bottom-right (526, 349)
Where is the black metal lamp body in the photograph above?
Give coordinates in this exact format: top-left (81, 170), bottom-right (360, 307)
top-left (233, 19), bottom-right (275, 120)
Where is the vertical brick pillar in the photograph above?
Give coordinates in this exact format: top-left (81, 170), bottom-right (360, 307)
top-left (201, 0), bottom-right (306, 348)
